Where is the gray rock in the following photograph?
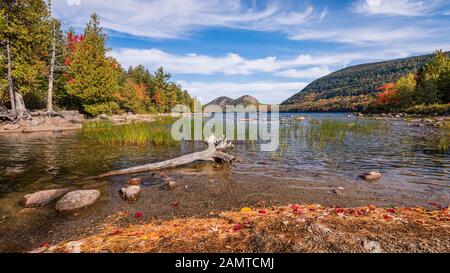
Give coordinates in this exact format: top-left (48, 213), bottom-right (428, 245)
top-left (363, 239), bottom-right (382, 253)
top-left (56, 190), bottom-right (100, 212)
top-left (360, 171), bottom-right (382, 181)
top-left (119, 186), bottom-right (141, 201)
top-left (20, 188), bottom-right (70, 208)
top-left (160, 181), bottom-right (178, 191)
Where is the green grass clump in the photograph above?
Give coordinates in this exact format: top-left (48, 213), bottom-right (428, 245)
top-left (82, 117), bottom-right (176, 146)
top-left (305, 119), bottom-right (386, 148)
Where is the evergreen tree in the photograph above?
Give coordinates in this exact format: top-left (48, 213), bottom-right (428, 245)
top-left (65, 13), bottom-right (121, 116)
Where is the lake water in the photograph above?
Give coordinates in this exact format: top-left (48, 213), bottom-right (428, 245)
top-left (0, 113), bottom-right (448, 251)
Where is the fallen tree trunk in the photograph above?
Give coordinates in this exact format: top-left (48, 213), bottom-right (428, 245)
top-left (92, 136), bottom-right (235, 179)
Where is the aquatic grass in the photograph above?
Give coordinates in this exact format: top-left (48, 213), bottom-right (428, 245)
top-left (81, 117), bottom-right (177, 146)
top-left (437, 121), bottom-right (450, 153)
top-left (304, 119), bottom-right (387, 149)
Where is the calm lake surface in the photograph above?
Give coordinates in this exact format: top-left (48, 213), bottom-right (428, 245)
top-left (0, 113), bottom-right (449, 251)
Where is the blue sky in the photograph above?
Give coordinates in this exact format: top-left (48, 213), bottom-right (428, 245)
top-left (54, 0), bottom-right (450, 104)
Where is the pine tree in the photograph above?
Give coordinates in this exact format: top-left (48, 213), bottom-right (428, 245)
top-left (65, 14), bottom-right (121, 116)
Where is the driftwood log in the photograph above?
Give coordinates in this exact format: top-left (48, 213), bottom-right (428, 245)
top-left (92, 136), bottom-right (235, 179)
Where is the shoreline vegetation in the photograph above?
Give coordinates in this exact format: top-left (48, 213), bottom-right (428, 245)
top-left (1, 2), bottom-right (193, 124)
top-left (36, 204), bottom-right (449, 253)
top-left (281, 51), bottom-right (450, 115)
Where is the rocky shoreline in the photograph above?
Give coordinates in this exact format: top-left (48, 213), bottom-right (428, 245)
top-left (0, 110), bottom-right (84, 134)
top-left (354, 113), bottom-right (449, 128)
top-left (0, 112), bottom-right (174, 134)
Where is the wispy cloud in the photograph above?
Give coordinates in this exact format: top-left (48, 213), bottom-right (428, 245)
top-left (178, 80), bottom-right (309, 104)
top-left (319, 7), bottom-right (328, 21)
top-left (275, 67), bottom-right (332, 79)
top-left (289, 26), bottom-right (436, 45)
top-left (352, 0), bottom-right (444, 16)
top-left (54, 0), bottom-right (317, 39)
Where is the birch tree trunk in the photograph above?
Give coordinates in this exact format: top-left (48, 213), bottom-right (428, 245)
top-left (6, 39), bottom-right (16, 113)
top-left (47, 20), bottom-right (56, 113)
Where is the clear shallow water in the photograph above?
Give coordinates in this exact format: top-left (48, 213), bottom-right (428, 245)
top-left (0, 113), bottom-right (449, 251)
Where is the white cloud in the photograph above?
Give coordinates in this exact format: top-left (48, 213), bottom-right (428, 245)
top-left (110, 48), bottom-right (381, 78)
top-left (352, 0), bottom-right (444, 16)
top-left (178, 81), bottom-right (309, 104)
top-left (53, 0), bottom-right (316, 39)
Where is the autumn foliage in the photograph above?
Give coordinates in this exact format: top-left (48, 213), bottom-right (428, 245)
top-left (375, 83), bottom-right (397, 105)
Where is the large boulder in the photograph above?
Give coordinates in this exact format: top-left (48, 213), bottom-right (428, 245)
top-left (20, 188), bottom-right (70, 208)
top-left (119, 186), bottom-right (141, 201)
top-left (56, 190), bottom-right (100, 212)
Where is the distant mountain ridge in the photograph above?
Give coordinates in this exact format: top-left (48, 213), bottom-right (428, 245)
top-left (205, 95), bottom-right (261, 110)
top-left (281, 52), bottom-right (449, 112)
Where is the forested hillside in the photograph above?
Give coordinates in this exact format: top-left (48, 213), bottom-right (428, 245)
top-left (281, 52), bottom-right (449, 112)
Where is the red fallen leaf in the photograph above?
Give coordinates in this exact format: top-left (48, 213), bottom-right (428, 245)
top-left (258, 209), bottom-right (267, 215)
top-left (291, 205), bottom-right (300, 210)
top-left (134, 211), bottom-right (143, 219)
top-left (387, 208), bottom-right (396, 214)
top-left (293, 208), bottom-right (304, 215)
top-left (39, 242), bottom-right (49, 248)
top-left (233, 223), bottom-right (242, 232)
top-left (172, 202), bottom-right (180, 208)
top-left (383, 214), bottom-right (393, 220)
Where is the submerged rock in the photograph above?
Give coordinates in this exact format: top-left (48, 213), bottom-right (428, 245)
top-left (360, 171), bottom-right (382, 181)
top-left (332, 188), bottom-right (344, 196)
top-left (56, 190), bottom-right (100, 212)
top-left (160, 181), bottom-right (178, 191)
top-left (127, 177), bottom-right (143, 186)
top-left (20, 188), bottom-right (70, 208)
top-left (119, 186), bottom-right (141, 201)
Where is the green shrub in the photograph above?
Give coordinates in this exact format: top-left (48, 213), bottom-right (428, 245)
top-left (404, 104), bottom-right (450, 115)
top-left (83, 102), bottom-right (121, 117)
